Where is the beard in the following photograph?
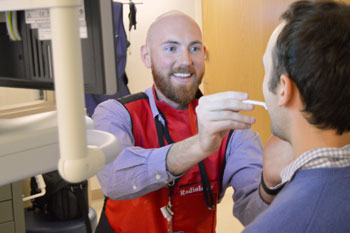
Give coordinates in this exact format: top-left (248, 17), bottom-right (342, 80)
top-left (152, 64), bottom-right (204, 107)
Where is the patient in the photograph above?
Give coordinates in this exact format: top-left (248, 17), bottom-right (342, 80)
top-left (244, 1), bottom-right (350, 232)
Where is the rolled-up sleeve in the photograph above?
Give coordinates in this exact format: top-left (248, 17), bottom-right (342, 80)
top-left (222, 129), bottom-right (268, 226)
top-left (92, 99), bottom-right (178, 200)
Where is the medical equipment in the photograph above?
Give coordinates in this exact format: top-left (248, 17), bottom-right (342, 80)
top-left (22, 175), bottom-right (46, 202)
top-left (0, 0), bottom-right (121, 185)
top-left (0, 110), bottom-right (120, 186)
top-left (243, 99), bottom-right (267, 110)
top-left (0, 0), bottom-right (118, 95)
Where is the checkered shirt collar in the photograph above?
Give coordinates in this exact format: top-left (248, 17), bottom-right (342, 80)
top-left (280, 144), bottom-right (350, 184)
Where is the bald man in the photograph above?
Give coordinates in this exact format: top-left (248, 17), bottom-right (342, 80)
top-left (93, 11), bottom-right (271, 233)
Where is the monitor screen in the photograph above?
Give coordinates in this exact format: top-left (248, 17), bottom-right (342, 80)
top-left (0, 0), bottom-right (118, 95)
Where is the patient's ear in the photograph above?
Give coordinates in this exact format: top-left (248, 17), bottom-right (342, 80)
top-left (278, 74), bottom-right (293, 107)
top-left (141, 45), bottom-right (151, 68)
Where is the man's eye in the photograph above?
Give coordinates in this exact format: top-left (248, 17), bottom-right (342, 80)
top-left (190, 46), bottom-right (201, 52)
top-left (165, 47), bottom-right (176, 52)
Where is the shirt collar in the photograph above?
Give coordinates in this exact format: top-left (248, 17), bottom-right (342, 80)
top-left (144, 86), bottom-right (162, 122)
top-left (280, 144), bottom-right (350, 184)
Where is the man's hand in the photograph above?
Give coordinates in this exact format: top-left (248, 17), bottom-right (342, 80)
top-left (260, 135), bottom-right (294, 203)
top-left (167, 91), bottom-right (256, 175)
top-left (263, 135), bottom-right (294, 187)
top-left (195, 91), bottom-right (256, 156)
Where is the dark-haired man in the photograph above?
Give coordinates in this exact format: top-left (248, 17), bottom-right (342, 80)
top-left (244, 1), bottom-right (350, 232)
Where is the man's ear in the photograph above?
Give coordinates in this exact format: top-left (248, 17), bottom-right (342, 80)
top-left (277, 74), bottom-right (293, 107)
top-left (141, 45), bottom-right (151, 68)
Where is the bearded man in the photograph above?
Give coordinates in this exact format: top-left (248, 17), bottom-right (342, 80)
top-left (93, 11), bottom-right (277, 233)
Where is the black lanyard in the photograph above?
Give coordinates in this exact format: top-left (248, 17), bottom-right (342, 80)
top-left (154, 110), bottom-right (215, 210)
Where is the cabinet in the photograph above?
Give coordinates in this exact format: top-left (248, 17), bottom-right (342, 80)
top-left (0, 182), bottom-right (25, 233)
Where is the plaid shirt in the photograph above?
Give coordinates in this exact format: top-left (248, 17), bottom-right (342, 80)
top-left (280, 144), bottom-right (350, 184)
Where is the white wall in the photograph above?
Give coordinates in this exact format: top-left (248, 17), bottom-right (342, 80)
top-left (120, 0), bottom-right (202, 93)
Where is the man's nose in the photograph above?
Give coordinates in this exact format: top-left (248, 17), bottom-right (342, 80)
top-left (178, 50), bottom-right (192, 66)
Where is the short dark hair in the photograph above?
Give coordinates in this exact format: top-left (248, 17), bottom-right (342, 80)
top-left (269, 0), bottom-right (350, 134)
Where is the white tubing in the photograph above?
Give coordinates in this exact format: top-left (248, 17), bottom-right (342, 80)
top-left (50, 5), bottom-right (88, 183)
top-left (23, 175), bottom-right (46, 202)
top-left (50, 4), bottom-right (121, 183)
top-left (58, 130), bottom-right (121, 182)
top-left (11, 11), bottom-right (22, 40)
top-left (5, 12), bottom-right (16, 41)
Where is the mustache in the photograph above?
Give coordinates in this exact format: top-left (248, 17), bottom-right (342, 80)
top-left (171, 66), bottom-right (195, 74)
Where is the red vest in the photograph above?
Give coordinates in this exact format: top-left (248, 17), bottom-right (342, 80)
top-left (103, 92), bottom-right (231, 233)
